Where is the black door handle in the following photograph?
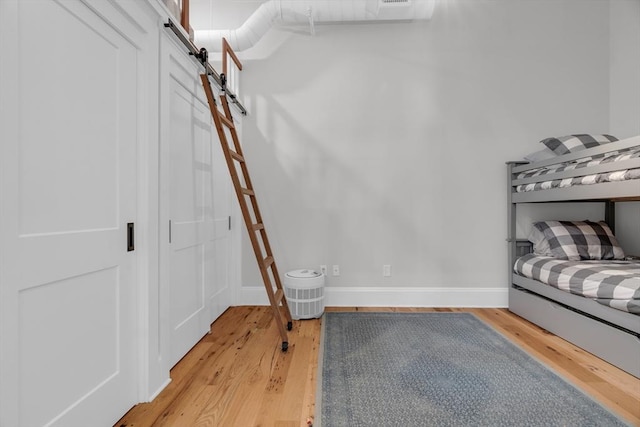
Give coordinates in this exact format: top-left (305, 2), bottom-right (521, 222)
top-left (127, 222), bottom-right (134, 252)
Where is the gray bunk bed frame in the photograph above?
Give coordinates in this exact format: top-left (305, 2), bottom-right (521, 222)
top-left (507, 135), bottom-right (640, 378)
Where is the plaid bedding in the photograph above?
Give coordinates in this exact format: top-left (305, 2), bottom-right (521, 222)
top-left (516, 146), bottom-right (640, 193)
top-left (533, 220), bottom-right (624, 260)
top-left (514, 253), bottom-right (640, 314)
top-left (541, 134), bottom-right (618, 155)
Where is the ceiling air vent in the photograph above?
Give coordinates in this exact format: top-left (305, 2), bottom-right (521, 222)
top-left (378, 0), bottom-right (413, 20)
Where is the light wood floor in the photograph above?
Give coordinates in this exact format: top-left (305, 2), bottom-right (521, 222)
top-left (115, 306), bottom-right (640, 427)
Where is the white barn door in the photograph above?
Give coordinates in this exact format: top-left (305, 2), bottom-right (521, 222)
top-left (160, 36), bottom-right (233, 368)
top-left (0, 1), bottom-right (138, 426)
top-left (210, 122), bottom-right (234, 323)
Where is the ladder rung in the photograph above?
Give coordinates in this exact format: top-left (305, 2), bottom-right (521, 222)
top-left (230, 150), bottom-right (244, 162)
top-left (219, 114), bottom-right (234, 129)
top-left (241, 187), bottom-right (255, 196)
top-left (264, 256), bottom-right (274, 268)
top-left (252, 223), bottom-right (265, 231)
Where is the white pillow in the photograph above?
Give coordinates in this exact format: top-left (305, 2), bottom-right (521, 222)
top-left (523, 147), bottom-right (557, 163)
top-left (528, 226), bottom-right (553, 256)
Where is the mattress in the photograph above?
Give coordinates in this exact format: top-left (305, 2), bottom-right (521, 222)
top-left (515, 146), bottom-right (640, 193)
top-left (514, 253), bottom-right (640, 314)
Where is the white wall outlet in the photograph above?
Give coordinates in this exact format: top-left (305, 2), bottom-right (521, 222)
top-left (332, 265), bottom-right (340, 276)
top-left (383, 264), bottom-right (391, 277)
top-left (320, 265), bottom-right (327, 276)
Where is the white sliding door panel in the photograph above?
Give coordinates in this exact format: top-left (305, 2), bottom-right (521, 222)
top-left (1, 1), bottom-right (138, 426)
top-left (160, 35), bottom-right (233, 369)
top-left (168, 71), bottom-right (211, 367)
top-left (210, 131), bottom-right (233, 321)
top-left (210, 230), bottom-right (232, 319)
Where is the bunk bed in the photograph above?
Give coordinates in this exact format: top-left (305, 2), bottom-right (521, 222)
top-left (507, 134), bottom-right (640, 378)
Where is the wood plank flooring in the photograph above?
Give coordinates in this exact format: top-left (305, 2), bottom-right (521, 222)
top-left (115, 306), bottom-right (640, 427)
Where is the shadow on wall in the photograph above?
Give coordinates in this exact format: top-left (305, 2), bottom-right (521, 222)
top-left (233, 0), bottom-right (616, 288)
top-left (237, 24), bottom-right (479, 287)
top-left (241, 94), bottom-right (450, 284)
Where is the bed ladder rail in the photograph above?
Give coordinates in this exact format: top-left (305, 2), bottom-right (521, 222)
top-left (199, 41), bottom-right (292, 352)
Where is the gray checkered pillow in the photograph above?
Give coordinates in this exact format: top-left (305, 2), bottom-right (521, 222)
top-left (533, 220), bottom-right (625, 260)
top-left (540, 134), bottom-right (618, 155)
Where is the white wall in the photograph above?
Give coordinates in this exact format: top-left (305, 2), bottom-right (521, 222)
top-left (609, 0), bottom-right (640, 257)
top-left (232, 0), bottom-right (623, 305)
top-left (610, 0), bottom-right (640, 139)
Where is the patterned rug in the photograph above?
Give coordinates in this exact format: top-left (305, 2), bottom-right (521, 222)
top-left (317, 312), bottom-right (629, 427)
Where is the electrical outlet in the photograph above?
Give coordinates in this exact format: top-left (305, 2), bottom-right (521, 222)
top-left (383, 265), bottom-right (391, 277)
top-left (332, 265), bottom-right (340, 276)
top-left (320, 265), bottom-right (327, 276)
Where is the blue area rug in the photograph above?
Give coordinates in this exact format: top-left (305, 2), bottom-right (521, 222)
top-left (318, 312), bottom-right (629, 427)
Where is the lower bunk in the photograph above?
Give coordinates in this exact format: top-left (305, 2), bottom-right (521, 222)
top-left (506, 134), bottom-right (640, 378)
top-left (509, 273), bottom-right (640, 378)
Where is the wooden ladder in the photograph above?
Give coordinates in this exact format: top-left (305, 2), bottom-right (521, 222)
top-left (199, 41), bottom-right (293, 351)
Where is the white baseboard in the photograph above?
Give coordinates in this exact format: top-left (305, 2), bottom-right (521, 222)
top-left (146, 377), bottom-right (172, 403)
top-left (239, 285), bottom-right (508, 308)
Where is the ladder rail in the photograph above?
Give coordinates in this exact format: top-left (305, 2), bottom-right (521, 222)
top-left (162, 23), bottom-right (289, 349)
top-left (199, 74), bottom-right (266, 266)
top-left (163, 19), bottom-right (247, 115)
top-left (222, 37), bottom-right (243, 77)
top-left (219, 95), bottom-right (269, 241)
top-left (199, 72), bottom-right (292, 351)
top-left (218, 93), bottom-right (291, 314)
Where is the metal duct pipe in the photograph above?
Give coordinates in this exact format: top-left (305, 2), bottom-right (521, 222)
top-left (195, 0), bottom-right (436, 52)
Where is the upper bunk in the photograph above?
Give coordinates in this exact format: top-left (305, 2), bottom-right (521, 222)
top-left (508, 134), bottom-right (640, 204)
